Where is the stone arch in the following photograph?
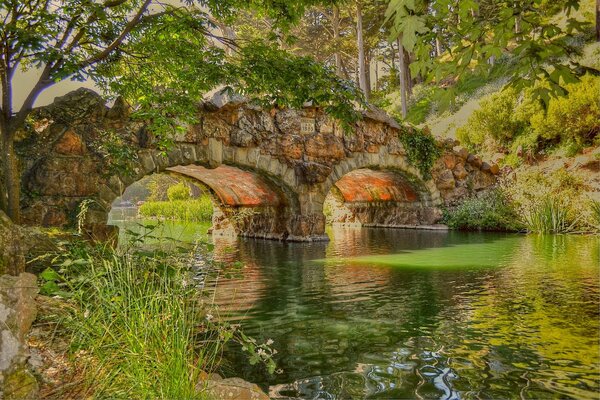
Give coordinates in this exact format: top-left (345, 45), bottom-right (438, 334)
top-left (91, 142), bottom-right (304, 240)
top-left (302, 148), bottom-right (443, 230)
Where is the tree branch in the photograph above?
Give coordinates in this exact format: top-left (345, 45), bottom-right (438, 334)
top-left (76, 0), bottom-right (152, 70)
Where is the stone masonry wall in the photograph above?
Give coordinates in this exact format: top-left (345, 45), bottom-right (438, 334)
top-left (15, 89), bottom-right (500, 241)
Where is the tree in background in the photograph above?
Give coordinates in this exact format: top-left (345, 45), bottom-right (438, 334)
top-left (386, 0), bottom-right (599, 108)
top-left (0, 0), bottom-right (362, 223)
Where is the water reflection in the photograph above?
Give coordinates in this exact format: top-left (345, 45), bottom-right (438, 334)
top-left (205, 228), bottom-right (599, 400)
top-left (111, 218), bottom-right (599, 399)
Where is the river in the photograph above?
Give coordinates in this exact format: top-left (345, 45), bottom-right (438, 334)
top-left (110, 217), bottom-right (600, 399)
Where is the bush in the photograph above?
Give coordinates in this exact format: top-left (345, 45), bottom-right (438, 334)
top-left (442, 188), bottom-right (523, 231)
top-left (456, 87), bottom-right (526, 152)
top-left (530, 74), bottom-right (600, 146)
top-left (139, 195), bottom-right (213, 222)
top-left (504, 169), bottom-right (596, 233)
top-left (457, 74), bottom-right (600, 159)
top-left (167, 182), bottom-right (191, 201)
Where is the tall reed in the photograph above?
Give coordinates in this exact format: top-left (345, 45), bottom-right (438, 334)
top-left (67, 252), bottom-right (219, 399)
top-left (521, 197), bottom-right (577, 234)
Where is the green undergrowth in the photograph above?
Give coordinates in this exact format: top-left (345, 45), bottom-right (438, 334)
top-left (444, 169), bottom-right (599, 234)
top-left (442, 189), bottom-right (523, 232)
top-left (456, 74), bottom-right (600, 164)
top-left (33, 232), bottom-right (278, 399)
top-left (139, 195), bottom-right (213, 222)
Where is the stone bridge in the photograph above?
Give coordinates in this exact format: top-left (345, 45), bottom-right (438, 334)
top-left (17, 89), bottom-right (498, 241)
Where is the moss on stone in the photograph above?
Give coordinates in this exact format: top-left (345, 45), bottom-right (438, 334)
top-left (4, 367), bottom-right (39, 400)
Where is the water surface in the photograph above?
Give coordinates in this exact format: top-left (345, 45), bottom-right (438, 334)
top-left (112, 219), bottom-right (600, 399)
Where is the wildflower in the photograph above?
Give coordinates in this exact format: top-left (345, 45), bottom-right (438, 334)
top-left (205, 313), bottom-right (213, 321)
top-left (266, 338), bottom-right (274, 346)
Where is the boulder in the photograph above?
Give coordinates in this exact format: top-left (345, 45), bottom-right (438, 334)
top-left (452, 146), bottom-right (469, 159)
top-left (0, 212), bottom-right (25, 276)
top-left (0, 273), bottom-right (39, 400)
top-left (452, 164), bottom-right (468, 180)
top-left (199, 375), bottom-right (269, 400)
top-left (434, 169), bottom-right (456, 190)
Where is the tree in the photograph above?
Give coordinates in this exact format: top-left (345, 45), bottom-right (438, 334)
top-left (356, 0), bottom-right (369, 100)
top-left (386, 0), bottom-right (598, 108)
top-left (0, 0), bottom-right (362, 223)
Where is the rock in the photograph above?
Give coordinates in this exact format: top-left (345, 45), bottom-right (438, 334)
top-left (490, 164), bottom-right (500, 175)
top-left (305, 133), bottom-right (345, 161)
top-left (105, 96), bottom-right (130, 120)
top-left (53, 129), bottom-right (86, 155)
top-left (452, 164), bottom-right (468, 180)
top-left (481, 162), bottom-right (492, 172)
top-left (453, 146), bottom-right (469, 159)
top-left (0, 273), bottom-right (39, 400)
top-left (201, 377), bottom-right (269, 400)
top-left (467, 154), bottom-right (483, 168)
top-left (434, 169), bottom-right (456, 190)
top-left (441, 154), bottom-right (458, 169)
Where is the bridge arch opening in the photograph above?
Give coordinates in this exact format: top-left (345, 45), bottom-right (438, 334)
top-left (323, 168), bottom-right (442, 229)
top-left (107, 163), bottom-right (300, 241)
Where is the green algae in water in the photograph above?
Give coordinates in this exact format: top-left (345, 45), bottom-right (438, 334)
top-left (321, 237), bottom-right (521, 269)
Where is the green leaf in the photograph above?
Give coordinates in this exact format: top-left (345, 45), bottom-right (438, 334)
top-left (40, 267), bottom-right (60, 282)
top-left (40, 281), bottom-right (60, 295)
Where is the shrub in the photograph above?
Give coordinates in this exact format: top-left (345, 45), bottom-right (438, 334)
top-left (456, 87), bottom-right (524, 151)
top-left (167, 182), bottom-right (191, 201)
top-left (398, 128), bottom-right (441, 179)
top-left (442, 188), bottom-right (523, 231)
top-left (457, 74), bottom-right (600, 159)
top-left (530, 74), bottom-right (600, 146)
top-left (139, 195), bottom-right (213, 222)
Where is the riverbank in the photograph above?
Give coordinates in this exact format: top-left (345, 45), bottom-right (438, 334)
top-left (0, 225), bottom-right (271, 399)
top-left (442, 146), bottom-right (600, 233)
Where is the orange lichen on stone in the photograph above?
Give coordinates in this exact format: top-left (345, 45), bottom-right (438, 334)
top-left (54, 130), bottom-right (86, 155)
top-left (334, 169), bottom-right (418, 203)
top-left (167, 165), bottom-right (281, 207)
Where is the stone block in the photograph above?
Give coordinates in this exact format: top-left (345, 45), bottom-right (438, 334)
top-left (208, 138), bottom-right (223, 166)
top-left (0, 273), bottom-right (39, 400)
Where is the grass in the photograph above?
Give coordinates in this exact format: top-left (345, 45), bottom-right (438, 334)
top-left (521, 197), bottom-right (578, 234)
top-left (139, 195), bottom-right (213, 222)
top-left (65, 251), bottom-right (218, 399)
top-left (588, 200), bottom-right (600, 232)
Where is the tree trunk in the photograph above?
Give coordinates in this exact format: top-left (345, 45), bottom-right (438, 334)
top-left (374, 51), bottom-right (379, 92)
top-left (404, 49), bottom-right (413, 95)
top-left (0, 127), bottom-right (20, 224)
top-left (365, 51), bottom-right (371, 97)
top-left (356, 1), bottom-right (369, 101)
top-left (397, 37), bottom-right (408, 118)
top-left (333, 5), bottom-right (343, 76)
top-left (435, 36), bottom-right (442, 57)
top-left (596, 0), bottom-right (600, 41)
